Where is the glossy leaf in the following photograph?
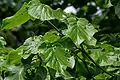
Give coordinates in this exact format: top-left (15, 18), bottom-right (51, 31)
top-left (23, 36), bottom-right (45, 59)
top-left (41, 47), bottom-right (73, 70)
top-left (41, 47), bottom-right (74, 79)
top-left (63, 17), bottom-right (97, 46)
top-left (6, 46), bottom-right (23, 65)
top-left (5, 67), bottom-right (24, 80)
top-left (84, 37), bottom-right (97, 46)
top-left (28, 0), bottom-right (63, 21)
top-left (1, 3), bottom-right (30, 29)
top-left (43, 30), bottom-right (60, 43)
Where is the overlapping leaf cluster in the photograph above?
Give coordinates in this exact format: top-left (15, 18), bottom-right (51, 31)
top-left (0, 0), bottom-right (120, 79)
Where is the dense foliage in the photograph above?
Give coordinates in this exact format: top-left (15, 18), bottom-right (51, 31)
top-left (0, 0), bottom-right (120, 80)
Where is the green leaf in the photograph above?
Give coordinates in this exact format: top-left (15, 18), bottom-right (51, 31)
top-left (6, 46), bottom-right (23, 65)
top-left (41, 47), bottom-right (74, 79)
top-left (94, 73), bottom-right (111, 80)
top-left (5, 67), bottom-right (24, 80)
top-left (96, 0), bottom-right (113, 8)
top-left (76, 60), bottom-right (89, 78)
top-left (63, 17), bottom-right (97, 46)
top-left (34, 66), bottom-right (47, 80)
top-left (28, 0), bottom-right (63, 21)
top-left (48, 67), bottom-right (56, 80)
top-left (43, 30), bottom-right (60, 43)
top-left (41, 47), bottom-right (73, 70)
top-left (7, 66), bottom-right (21, 74)
top-left (115, 1), bottom-right (120, 19)
top-left (0, 55), bottom-right (6, 68)
top-left (84, 37), bottom-right (97, 46)
top-left (23, 35), bottom-right (75, 78)
top-left (39, 42), bottom-right (74, 77)
top-left (54, 37), bottom-right (76, 50)
top-left (23, 36), bottom-right (45, 59)
top-left (0, 47), bottom-right (14, 55)
top-left (59, 69), bottom-right (74, 79)
top-left (68, 56), bottom-right (75, 69)
top-left (1, 2), bottom-right (30, 29)
top-left (0, 36), bottom-right (6, 47)
top-left (105, 0), bottom-right (113, 8)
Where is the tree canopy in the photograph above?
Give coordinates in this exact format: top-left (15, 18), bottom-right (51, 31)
top-left (0, 0), bottom-right (120, 80)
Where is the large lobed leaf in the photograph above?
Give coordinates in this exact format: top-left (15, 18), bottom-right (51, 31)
top-left (23, 36), bottom-right (44, 56)
top-left (28, 0), bottom-right (63, 21)
top-left (43, 30), bottom-right (60, 43)
top-left (41, 47), bottom-right (74, 79)
top-left (63, 17), bottom-right (97, 46)
top-left (41, 47), bottom-right (73, 70)
top-left (6, 46), bottom-right (23, 65)
top-left (5, 66), bottom-right (24, 80)
top-left (23, 31), bottom-right (61, 59)
top-left (23, 35), bottom-right (75, 76)
top-left (1, 3), bottom-right (30, 29)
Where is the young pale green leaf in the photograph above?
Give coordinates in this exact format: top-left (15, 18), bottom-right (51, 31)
top-left (115, 1), bottom-right (120, 19)
top-left (6, 46), bottom-right (23, 65)
top-left (0, 47), bottom-right (14, 55)
top-left (94, 73), bottom-right (111, 80)
top-left (5, 67), bottom-right (24, 80)
top-left (1, 3), bottom-right (30, 29)
top-left (28, 0), bottom-right (63, 21)
top-left (63, 17), bottom-right (97, 46)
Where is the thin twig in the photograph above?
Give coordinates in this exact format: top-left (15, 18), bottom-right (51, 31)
top-left (80, 44), bottom-right (114, 77)
top-left (47, 20), bottom-right (64, 36)
top-left (76, 55), bottom-right (96, 79)
top-left (47, 20), bottom-right (114, 77)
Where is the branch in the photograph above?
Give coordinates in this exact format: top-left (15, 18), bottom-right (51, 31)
top-left (79, 44), bottom-right (114, 77)
top-left (47, 20), bottom-right (64, 37)
top-left (47, 20), bottom-right (114, 77)
top-left (76, 55), bottom-right (96, 79)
